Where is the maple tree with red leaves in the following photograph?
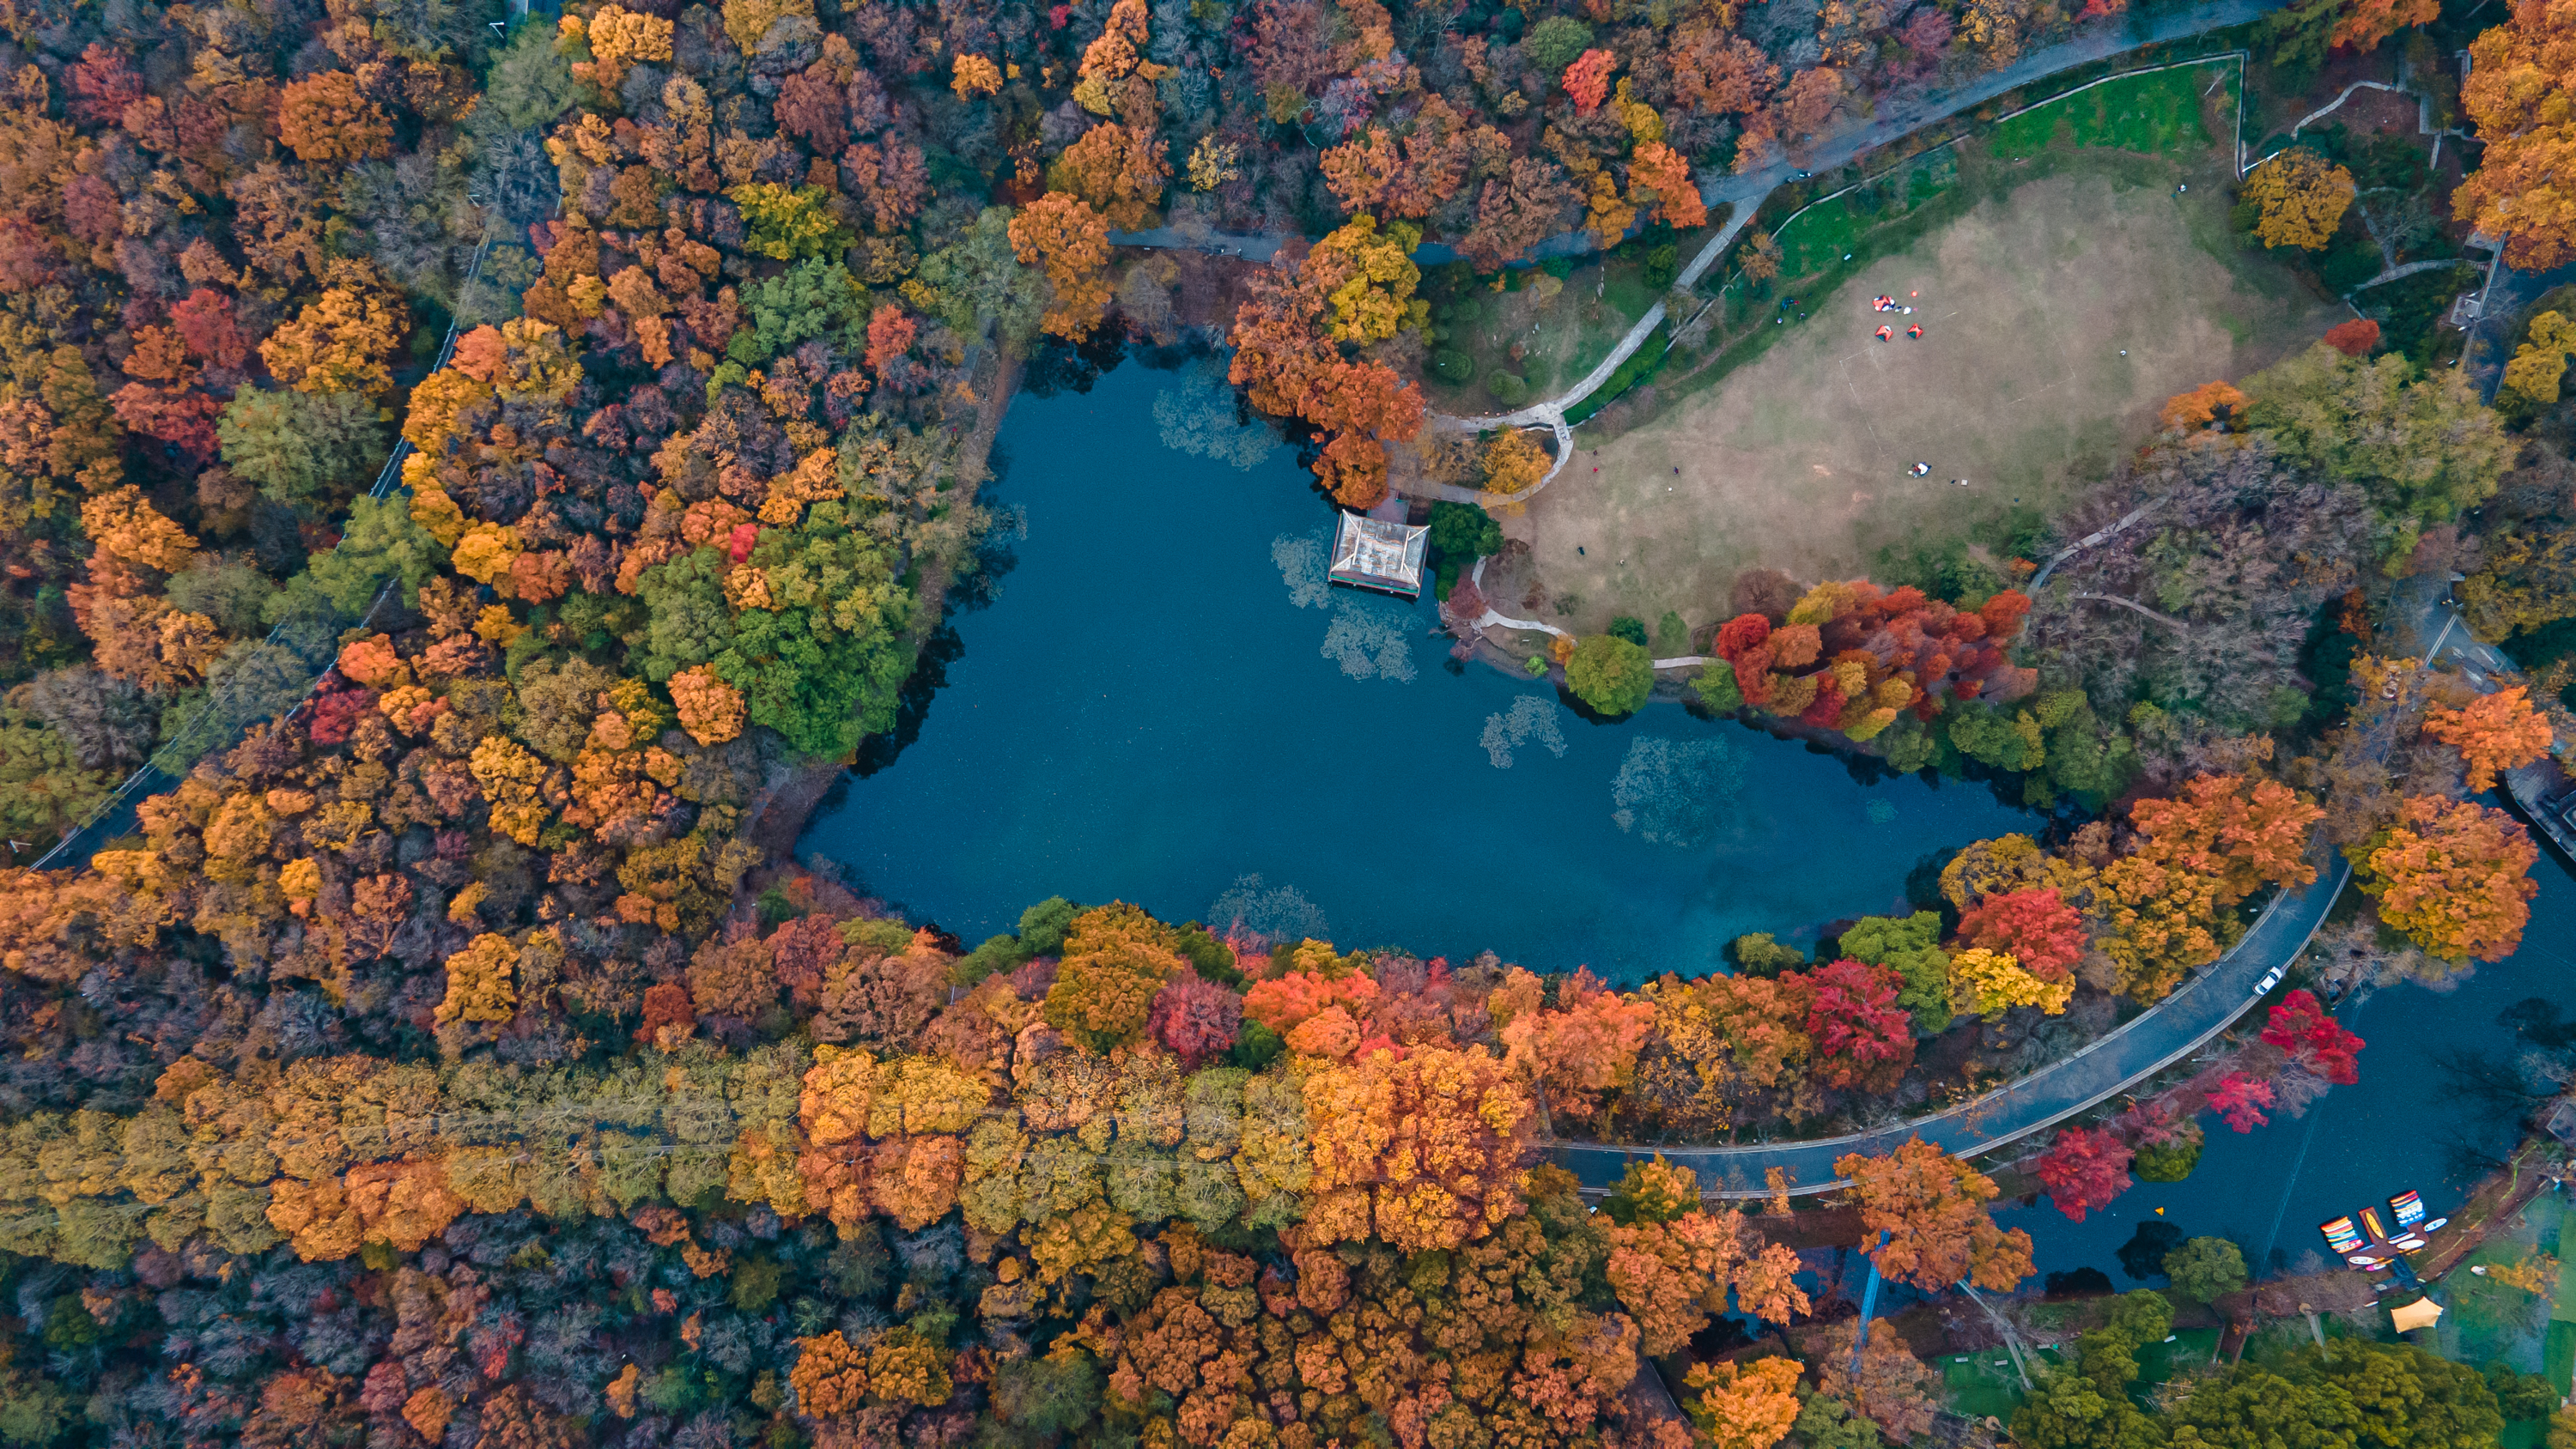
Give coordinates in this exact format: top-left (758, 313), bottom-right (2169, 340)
top-left (2032, 1126), bottom-right (2134, 1222)
top-left (2207, 1073), bottom-right (2276, 1133)
top-left (2259, 989), bottom-right (2364, 1085)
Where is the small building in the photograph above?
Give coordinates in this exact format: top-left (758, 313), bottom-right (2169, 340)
top-left (1329, 512), bottom-right (1430, 599)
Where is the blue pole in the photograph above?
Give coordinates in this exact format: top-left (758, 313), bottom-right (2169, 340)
top-left (1852, 1230), bottom-right (1890, 1377)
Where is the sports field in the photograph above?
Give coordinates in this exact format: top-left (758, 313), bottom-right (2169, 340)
top-left (1524, 159), bottom-right (2348, 634)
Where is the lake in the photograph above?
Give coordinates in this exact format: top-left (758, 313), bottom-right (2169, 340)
top-left (800, 356), bottom-right (2039, 980)
top-left (800, 351), bottom-right (2576, 1281)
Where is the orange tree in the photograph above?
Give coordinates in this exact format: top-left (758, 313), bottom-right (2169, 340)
top-left (1007, 191), bottom-right (1115, 341)
top-left (1835, 1135), bottom-right (2035, 1292)
top-left (2421, 685), bottom-right (2554, 791)
top-left (2359, 795), bottom-right (2540, 961)
top-left (2455, 0), bottom-right (2576, 270)
top-left (2101, 772), bottom-right (2324, 1003)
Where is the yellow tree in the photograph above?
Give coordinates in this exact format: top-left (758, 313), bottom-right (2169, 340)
top-left (2455, 0), bottom-right (2576, 270)
top-left (2503, 312), bottom-right (2575, 405)
top-left (1308, 214), bottom-right (1424, 345)
top-left (1947, 948), bottom-right (2074, 1021)
top-left (1008, 193), bottom-right (1115, 341)
top-left (1682, 1358), bottom-right (1803, 1449)
top-left (2243, 149), bottom-right (2356, 250)
top-left (258, 261), bottom-right (410, 397)
top-left (1301, 1044), bottom-right (1533, 1252)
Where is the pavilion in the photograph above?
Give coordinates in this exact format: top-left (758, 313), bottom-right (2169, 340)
top-left (1329, 512), bottom-right (1430, 599)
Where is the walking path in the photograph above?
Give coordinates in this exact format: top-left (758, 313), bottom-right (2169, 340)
top-left (1552, 585), bottom-right (2564, 1200)
top-left (1115, 0), bottom-right (2281, 511)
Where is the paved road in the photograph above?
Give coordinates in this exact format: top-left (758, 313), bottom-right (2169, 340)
top-left (1555, 585), bottom-right (2574, 1201)
top-left (1550, 857), bottom-right (2350, 1197)
top-left (1108, 0), bottom-right (2281, 266)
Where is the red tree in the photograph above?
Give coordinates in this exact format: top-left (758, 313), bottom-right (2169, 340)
top-left (1952, 888), bottom-right (2088, 981)
top-left (2032, 1127), bottom-right (2133, 1222)
top-left (2206, 1073), bottom-right (2275, 1132)
top-left (2323, 318), bottom-right (2381, 356)
top-left (1147, 974), bottom-right (1242, 1066)
top-left (1803, 960), bottom-right (1914, 1088)
top-left (2259, 989), bottom-right (2364, 1085)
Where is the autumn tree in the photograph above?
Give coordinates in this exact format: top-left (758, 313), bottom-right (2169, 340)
top-left (1303, 1044), bottom-right (1533, 1251)
top-left (2102, 772), bottom-right (2323, 1003)
top-left (2241, 149), bottom-right (2356, 251)
top-left (2505, 312), bottom-right (2575, 405)
top-left (1836, 1136), bottom-right (2035, 1292)
top-left (1008, 193), bottom-right (1115, 341)
top-left (2032, 1127), bottom-right (2133, 1222)
top-left (1952, 888), bottom-right (2087, 980)
top-left (2359, 794), bottom-right (2539, 961)
top-left (278, 71), bottom-right (393, 162)
top-left (2422, 684), bottom-right (2553, 791)
top-left (1043, 902), bottom-right (1188, 1052)
top-left (2455, 0), bottom-right (2576, 270)
top-left (1683, 1357), bottom-right (1804, 1449)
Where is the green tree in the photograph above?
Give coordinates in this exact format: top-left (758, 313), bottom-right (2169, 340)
top-left (2133, 1126), bottom-right (2202, 1183)
top-left (1729, 932), bottom-right (1807, 977)
top-left (1838, 912), bottom-right (1953, 1034)
top-left (988, 1351), bottom-right (1101, 1437)
top-left (1019, 896), bottom-right (1084, 954)
top-left (217, 387), bottom-right (389, 511)
top-left (267, 494), bottom-right (447, 621)
top-left (0, 705), bottom-right (116, 840)
top-left (912, 208), bottom-right (1049, 346)
top-left (1692, 658), bottom-right (1743, 712)
top-left (732, 259), bottom-right (872, 366)
top-left (1522, 15), bottom-right (1595, 70)
top-left (2160, 1237), bottom-right (2247, 1301)
top-left (714, 503), bottom-right (914, 757)
top-left (2245, 344), bottom-right (2512, 555)
top-left (2176, 1341), bottom-right (2502, 1449)
top-left (1426, 500), bottom-right (1502, 597)
top-left (1607, 615), bottom-right (1649, 647)
top-left (728, 183), bottom-right (850, 260)
top-left (635, 547), bottom-right (736, 683)
top-left (1566, 634), bottom-right (1653, 715)
top-left (2013, 1292), bottom-right (2170, 1449)
top-left (471, 19), bottom-right (581, 136)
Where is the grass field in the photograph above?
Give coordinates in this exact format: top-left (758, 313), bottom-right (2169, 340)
top-left (1521, 134), bottom-right (2346, 633)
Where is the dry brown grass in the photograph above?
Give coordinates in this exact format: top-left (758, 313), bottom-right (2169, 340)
top-left (1522, 170), bottom-right (2348, 635)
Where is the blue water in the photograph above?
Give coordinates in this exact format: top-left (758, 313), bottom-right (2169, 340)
top-left (2001, 860), bottom-right (2576, 1282)
top-left (800, 360), bottom-right (2037, 980)
top-left (801, 355), bottom-right (2576, 1278)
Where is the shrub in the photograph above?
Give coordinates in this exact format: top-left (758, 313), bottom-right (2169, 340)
top-left (1432, 349), bottom-right (1475, 383)
top-left (1486, 372), bottom-right (1530, 407)
top-left (1607, 615), bottom-right (1649, 647)
top-left (1566, 634), bottom-right (1653, 715)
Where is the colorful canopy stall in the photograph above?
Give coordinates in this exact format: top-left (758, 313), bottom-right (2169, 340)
top-left (1329, 512), bottom-right (1431, 599)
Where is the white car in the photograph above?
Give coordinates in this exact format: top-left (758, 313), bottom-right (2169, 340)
top-left (2252, 967), bottom-right (2284, 997)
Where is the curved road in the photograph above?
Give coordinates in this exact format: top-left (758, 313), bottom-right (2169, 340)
top-left (1552, 586), bottom-right (2561, 1202)
top-left (1550, 858), bottom-right (2350, 1198)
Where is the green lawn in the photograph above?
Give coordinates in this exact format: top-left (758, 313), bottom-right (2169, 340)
top-left (2546, 1319), bottom-right (2576, 1397)
top-left (1993, 67), bottom-right (2219, 161)
top-left (1941, 1349), bottom-right (2032, 1421)
top-left (2134, 1328), bottom-right (2222, 1385)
